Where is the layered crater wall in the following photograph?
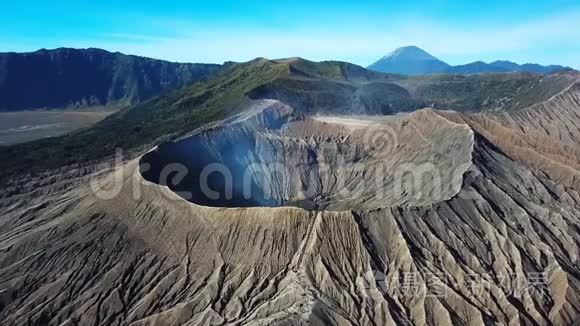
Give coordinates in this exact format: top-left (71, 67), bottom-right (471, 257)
top-left (140, 100), bottom-right (474, 211)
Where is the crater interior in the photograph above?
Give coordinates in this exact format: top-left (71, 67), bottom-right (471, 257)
top-left (140, 100), bottom-right (473, 211)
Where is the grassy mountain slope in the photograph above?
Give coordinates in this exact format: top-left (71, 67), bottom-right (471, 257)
top-left (0, 58), bottom-right (577, 184)
top-left (0, 59), bottom-right (290, 181)
top-left (396, 72), bottom-right (577, 111)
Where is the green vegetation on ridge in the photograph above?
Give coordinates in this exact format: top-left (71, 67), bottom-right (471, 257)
top-left (0, 58), bottom-right (577, 185)
top-left (0, 59), bottom-right (291, 182)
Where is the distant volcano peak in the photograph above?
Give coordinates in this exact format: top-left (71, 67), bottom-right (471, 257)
top-left (369, 46), bottom-right (570, 75)
top-left (382, 46), bottom-right (440, 61)
top-left (369, 46), bottom-right (450, 75)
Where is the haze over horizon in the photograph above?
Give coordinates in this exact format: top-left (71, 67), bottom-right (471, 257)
top-left (2, 0), bottom-right (580, 69)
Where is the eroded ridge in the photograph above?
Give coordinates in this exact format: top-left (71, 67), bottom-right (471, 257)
top-left (0, 119), bottom-right (578, 325)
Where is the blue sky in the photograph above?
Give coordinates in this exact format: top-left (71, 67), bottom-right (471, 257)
top-left (1, 0), bottom-right (579, 68)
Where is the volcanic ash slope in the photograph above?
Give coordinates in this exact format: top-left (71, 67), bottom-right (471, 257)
top-left (0, 101), bottom-right (579, 325)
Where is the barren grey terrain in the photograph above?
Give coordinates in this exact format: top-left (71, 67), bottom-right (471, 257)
top-left (0, 110), bottom-right (112, 145)
top-left (0, 58), bottom-right (579, 325)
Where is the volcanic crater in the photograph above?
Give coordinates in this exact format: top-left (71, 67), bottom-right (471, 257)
top-left (140, 100), bottom-right (474, 211)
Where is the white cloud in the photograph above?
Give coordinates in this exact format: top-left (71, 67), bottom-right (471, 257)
top-left (64, 9), bottom-right (580, 68)
top-left (399, 10), bottom-right (580, 55)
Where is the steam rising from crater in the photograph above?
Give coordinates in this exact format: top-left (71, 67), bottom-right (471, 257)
top-left (140, 100), bottom-right (473, 211)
